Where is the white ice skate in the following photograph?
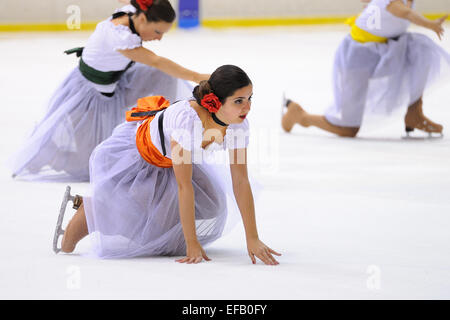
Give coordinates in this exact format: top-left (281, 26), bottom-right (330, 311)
top-left (53, 186), bottom-right (82, 254)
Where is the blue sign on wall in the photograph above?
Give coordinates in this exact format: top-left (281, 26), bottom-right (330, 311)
top-left (178, 0), bottom-right (199, 28)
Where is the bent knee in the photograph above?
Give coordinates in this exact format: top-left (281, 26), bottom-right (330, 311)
top-left (338, 127), bottom-right (359, 138)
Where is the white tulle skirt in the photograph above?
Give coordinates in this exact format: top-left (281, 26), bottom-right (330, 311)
top-left (9, 63), bottom-right (193, 182)
top-left (83, 121), bottom-right (245, 258)
top-left (325, 32), bottom-right (450, 127)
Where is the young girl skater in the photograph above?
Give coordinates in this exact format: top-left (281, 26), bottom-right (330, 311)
top-left (282, 0), bottom-right (450, 138)
top-left (10, 0), bottom-right (208, 181)
top-left (53, 65), bottom-right (281, 265)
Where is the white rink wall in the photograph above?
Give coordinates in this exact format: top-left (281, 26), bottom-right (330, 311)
top-left (202, 0), bottom-right (450, 19)
top-left (0, 0), bottom-right (448, 24)
top-left (0, 0), bottom-right (178, 24)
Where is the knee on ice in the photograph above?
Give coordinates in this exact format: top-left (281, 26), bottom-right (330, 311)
top-left (338, 127), bottom-right (359, 138)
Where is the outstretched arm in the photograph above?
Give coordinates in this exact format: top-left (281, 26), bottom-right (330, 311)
top-left (118, 46), bottom-right (210, 83)
top-left (387, 0), bottom-right (448, 40)
top-left (172, 140), bottom-right (210, 264)
top-left (229, 148), bottom-right (281, 265)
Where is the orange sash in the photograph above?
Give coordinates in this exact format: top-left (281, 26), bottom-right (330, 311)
top-left (126, 96), bottom-right (173, 168)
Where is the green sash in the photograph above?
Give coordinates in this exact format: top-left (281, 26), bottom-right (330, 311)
top-left (65, 47), bottom-right (134, 85)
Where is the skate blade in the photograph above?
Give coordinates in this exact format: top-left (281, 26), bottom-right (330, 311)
top-left (402, 132), bottom-right (444, 140)
top-left (53, 186), bottom-right (76, 254)
top-left (281, 92), bottom-right (287, 118)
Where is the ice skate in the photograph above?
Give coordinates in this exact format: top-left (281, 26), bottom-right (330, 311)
top-left (281, 93), bottom-right (297, 133)
top-left (53, 186), bottom-right (82, 254)
top-left (281, 95), bottom-right (310, 133)
top-left (403, 121), bottom-right (444, 139)
top-left (281, 92), bottom-right (292, 118)
top-left (404, 103), bottom-right (444, 139)
top-left (402, 127), bottom-right (444, 140)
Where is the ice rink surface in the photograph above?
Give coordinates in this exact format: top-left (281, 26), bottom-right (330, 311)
top-left (1, 23), bottom-right (449, 299)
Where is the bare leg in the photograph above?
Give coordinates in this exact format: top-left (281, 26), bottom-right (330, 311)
top-left (405, 97), bottom-right (443, 134)
top-left (282, 101), bottom-right (360, 137)
top-left (61, 202), bottom-right (88, 253)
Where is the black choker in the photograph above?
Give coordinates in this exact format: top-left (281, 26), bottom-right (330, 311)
top-left (128, 13), bottom-right (141, 37)
top-left (212, 113), bottom-right (229, 127)
top-left (111, 12), bottom-right (141, 37)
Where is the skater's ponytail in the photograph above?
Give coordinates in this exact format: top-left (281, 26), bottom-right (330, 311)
top-left (193, 65), bottom-right (252, 108)
top-left (131, 0), bottom-right (176, 23)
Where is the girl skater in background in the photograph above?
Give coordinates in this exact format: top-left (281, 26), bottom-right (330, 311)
top-left (282, 0), bottom-right (450, 138)
top-left (53, 65), bottom-right (281, 265)
top-left (10, 0), bottom-right (209, 181)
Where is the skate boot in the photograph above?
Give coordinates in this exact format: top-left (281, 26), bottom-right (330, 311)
top-left (281, 94), bottom-right (310, 133)
top-left (404, 103), bottom-right (443, 139)
top-left (281, 93), bottom-right (297, 133)
top-left (53, 186), bottom-right (82, 254)
top-left (281, 92), bottom-right (292, 117)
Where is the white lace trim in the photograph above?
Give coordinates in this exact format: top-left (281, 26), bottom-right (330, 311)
top-left (172, 101), bottom-right (250, 151)
top-left (114, 42), bottom-right (142, 51)
top-left (105, 18), bottom-right (142, 51)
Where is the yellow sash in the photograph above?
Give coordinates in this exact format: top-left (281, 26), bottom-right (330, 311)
top-left (346, 16), bottom-right (388, 43)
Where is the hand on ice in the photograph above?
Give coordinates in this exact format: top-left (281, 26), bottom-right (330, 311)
top-left (176, 240), bottom-right (211, 264)
top-left (247, 238), bottom-right (281, 266)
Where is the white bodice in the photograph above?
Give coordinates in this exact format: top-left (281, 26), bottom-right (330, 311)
top-left (356, 0), bottom-right (412, 39)
top-left (81, 5), bottom-right (141, 93)
top-left (149, 100), bottom-right (250, 159)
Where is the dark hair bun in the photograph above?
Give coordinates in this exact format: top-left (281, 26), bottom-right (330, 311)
top-left (193, 81), bottom-right (213, 106)
top-left (130, 0), bottom-right (176, 23)
top-left (193, 65), bottom-right (252, 108)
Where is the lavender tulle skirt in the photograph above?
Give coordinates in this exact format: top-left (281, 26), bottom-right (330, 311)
top-left (84, 121), bottom-right (245, 258)
top-left (9, 63), bottom-right (193, 182)
top-left (325, 32), bottom-right (450, 127)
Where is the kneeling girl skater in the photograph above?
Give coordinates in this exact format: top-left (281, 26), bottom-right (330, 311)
top-left (54, 65), bottom-right (281, 265)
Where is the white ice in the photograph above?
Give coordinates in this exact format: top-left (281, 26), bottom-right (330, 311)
top-left (1, 23), bottom-right (449, 299)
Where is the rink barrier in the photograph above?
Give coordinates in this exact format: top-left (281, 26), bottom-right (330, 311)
top-left (0, 22), bottom-right (99, 32)
top-left (0, 14), bottom-right (448, 32)
top-left (202, 14), bottom-right (450, 28)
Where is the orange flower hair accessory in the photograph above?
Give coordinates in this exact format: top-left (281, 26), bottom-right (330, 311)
top-left (201, 93), bottom-right (222, 113)
top-left (137, 0), bottom-right (153, 11)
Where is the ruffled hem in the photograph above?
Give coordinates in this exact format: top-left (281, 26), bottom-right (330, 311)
top-left (113, 42), bottom-right (142, 51)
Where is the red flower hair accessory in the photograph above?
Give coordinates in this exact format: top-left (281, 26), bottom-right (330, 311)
top-left (201, 93), bottom-right (222, 113)
top-left (137, 0), bottom-right (153, 11)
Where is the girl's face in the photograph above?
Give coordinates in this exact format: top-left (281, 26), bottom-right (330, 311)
top-left (135, 14), bottom-right (172, 41)
top-left (217, 84), bottom-right (253, 125)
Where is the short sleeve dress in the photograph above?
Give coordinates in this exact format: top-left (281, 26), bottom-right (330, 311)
top-left (10, 5), bottom-right (194, 182)
top-left (324, 0), bottom-right (450, 127)
top-left (84, 100), bottom-right (252, 258)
